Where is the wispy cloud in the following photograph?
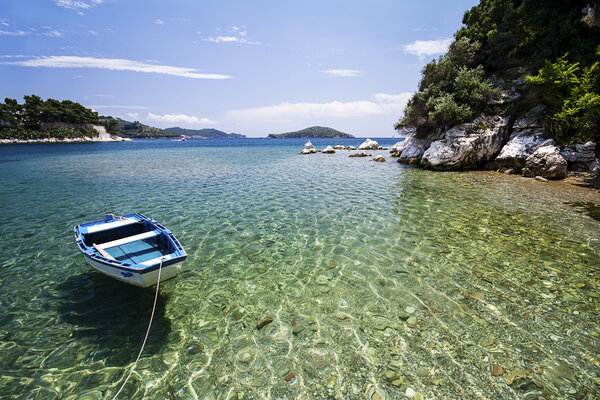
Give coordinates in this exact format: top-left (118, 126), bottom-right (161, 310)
top-left (154, 19), bottom-right (165, 25)
top-left (147, 112), bottom-right (217, 126)
top-left (228, 93), bottom-right (412, 121)
top-left (0, 29), bottom-right (29, 36)
top-left (53, 0), bottom-right (98, 14)
top-left (90, 105), bottom-right (150, 110)
top-left (404, 38), bottom-right (452, 58)
top-left (1, 56), bottom-right (232, 79)
top-left (200, 26), bottom-right (260, 45)
top-left (322, 69), bottom-right (362, 77)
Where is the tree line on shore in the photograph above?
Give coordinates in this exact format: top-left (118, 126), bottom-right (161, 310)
top-left (0, 95), bottom-right (110, 139)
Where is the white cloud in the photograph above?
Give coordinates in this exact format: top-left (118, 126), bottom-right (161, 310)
top-left (1, 56), bottom-right (232, 79)
top-left (154, 19), bottom-right (165, 25)
top-left (43, 29), bottom-right (63, 38)
top-left (322, 69), bottom-right (361, 77)
top-left (200, 27), bottom-right (259, 45)
top-left (147, 112), bottom-right (217, 125)
top-left (404, 38), bottom-right (453, 58)
top-left (53, 0), bottom-right (94, 14)
top-left (0, 30), bottom-right (29, 36)
top-left (228, 93), bottom-right (412, 121)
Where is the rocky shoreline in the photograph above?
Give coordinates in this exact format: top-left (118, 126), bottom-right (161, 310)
top-left (0, 125), bottom-right (131, 144)
top-left (300, 126), bottom-right (599, 188)
top-left (390, 105), bottom-right (598, 182)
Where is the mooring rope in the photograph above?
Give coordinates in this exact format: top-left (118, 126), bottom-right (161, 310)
top-left (111, 257), bottom-right (164, 400)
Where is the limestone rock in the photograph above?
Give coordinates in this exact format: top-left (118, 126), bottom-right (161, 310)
top-left (347, 146), bottom-right (356, 150)
top-left (421, 116), bottom-right (510, 170)
top-left (496, 130), bottom-right (546, 172)
top-left (495, 106), bottom-right (548, 172)
top-left (560, 141), bottom-right (596, 171)
top-left (373, 156), bottom-right (386, 162)
top-left (358, 138), bottom-right (379, 150)
top-left (390, 141), bottom-right (407, 156)
top-left (396, 137), bottom-right (431, 164)
top-left (349, 152), bottom-right (371, 157)
top-left (322, 145), bottom-right (336, 154)
top-left (300, 141), bottom-right (319, 154)
top-left (333, 145), bottom-right (344, 149)
top-left (522, 144), bottom-right (567, 179)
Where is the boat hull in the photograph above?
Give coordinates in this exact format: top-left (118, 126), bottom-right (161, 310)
top-left (83, 254), bottom-right (183, 288)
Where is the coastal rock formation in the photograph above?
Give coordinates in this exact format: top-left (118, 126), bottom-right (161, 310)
top-left (560, 141), bottom-right (596, 171)
top-left (394, 137), bottom-right (431, 164)
top-left (333, 145), bottom-right (345, 149)
top-left (522, 143), bottom-right (567, 179)
top-left (358, 138), bottom-right (379, 150)
top-left (322, 145), bottom-right (336, 154)
top-left (300, 141), bottom-right (318, 154)
top-left (496, 105), bottom-right (547, 172)
top-left (421, 116), bottom-right (510, 170)
top-left (373, 156), bottom-right (386, 162)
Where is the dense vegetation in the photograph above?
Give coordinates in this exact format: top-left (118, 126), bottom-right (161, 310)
top-left (0, 95), bottom-right (100, 139)
top-left (397, 0), bottom-right (600, 145)
top-left (165, 127), bottom-right (245, 138)
top-left (267, 126), bottom-right (354, 138)
top-left (100, 117), bottom-right (177, 138)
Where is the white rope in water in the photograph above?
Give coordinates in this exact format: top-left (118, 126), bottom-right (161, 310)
top-left (111, 257), bottom-right (164, 400)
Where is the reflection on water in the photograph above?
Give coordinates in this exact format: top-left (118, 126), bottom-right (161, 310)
top-left (0, 139), bottom-right (599, 399)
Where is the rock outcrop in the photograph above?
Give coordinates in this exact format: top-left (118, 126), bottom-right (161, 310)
top-left (522, 142), bottom-right (568, 179)
top-left (496, 105), bottom-right (547, 172)
top-left (300, 141), bottom-right (318, 154)
top-left (322, 145), bottom-right (335, 154)
top-left (421, 116), bottom-right (510, 170)
top-left (395, 137), bottom-right (430, 164)
top-left (358, 138), bottom-right (379, 150)
top-left (560, 141), bottom-right (596, 171)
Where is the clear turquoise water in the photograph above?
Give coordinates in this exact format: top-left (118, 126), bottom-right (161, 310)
top-left (0, 138), bottom-right (599, 399)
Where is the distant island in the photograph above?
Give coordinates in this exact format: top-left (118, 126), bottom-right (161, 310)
top-left (267, 126), bottom-right (354, 138)
top-left (166, 127), bottom-right (245, 138)
top-left (100, 117), bottom-right (177, 138)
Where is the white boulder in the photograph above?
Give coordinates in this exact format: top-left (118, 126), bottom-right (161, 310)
top-left (358, 138), bottom-right (379, 150)
top-left (522, 143), bottom-right (567, 179)
top-left (322, 145), bottom-right (335, 154)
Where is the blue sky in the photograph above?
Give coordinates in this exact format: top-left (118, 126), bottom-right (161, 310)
top-left (0, 0), bottom-right (478, 137)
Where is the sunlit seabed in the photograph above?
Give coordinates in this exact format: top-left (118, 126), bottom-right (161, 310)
top-left (0, 138), bottom-right (599, 399)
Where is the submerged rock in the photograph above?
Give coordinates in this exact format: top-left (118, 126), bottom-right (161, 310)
top-left (359, 138), bottom-right (379, 150)
top-left (349, 152), bottom-right (371, 157)
top-left (256, 317), bottom-right (273, 330)
top-left (373, 156), bottom-right (386, 162)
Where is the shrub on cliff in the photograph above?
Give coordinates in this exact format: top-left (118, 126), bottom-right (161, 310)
top-left (526, 52), bottom-right (600, 145)
top-left (396, 38), bottom-right (500, 135)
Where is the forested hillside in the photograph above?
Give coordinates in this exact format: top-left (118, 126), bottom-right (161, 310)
top-left (397, 0), bottom-right (600, 146)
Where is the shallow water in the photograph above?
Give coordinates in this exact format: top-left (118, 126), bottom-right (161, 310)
top-left (0, 138), bottom-right (599, 399)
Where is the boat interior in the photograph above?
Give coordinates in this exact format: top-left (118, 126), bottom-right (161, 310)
top-left (83, 221), bottom-right (171, 265)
